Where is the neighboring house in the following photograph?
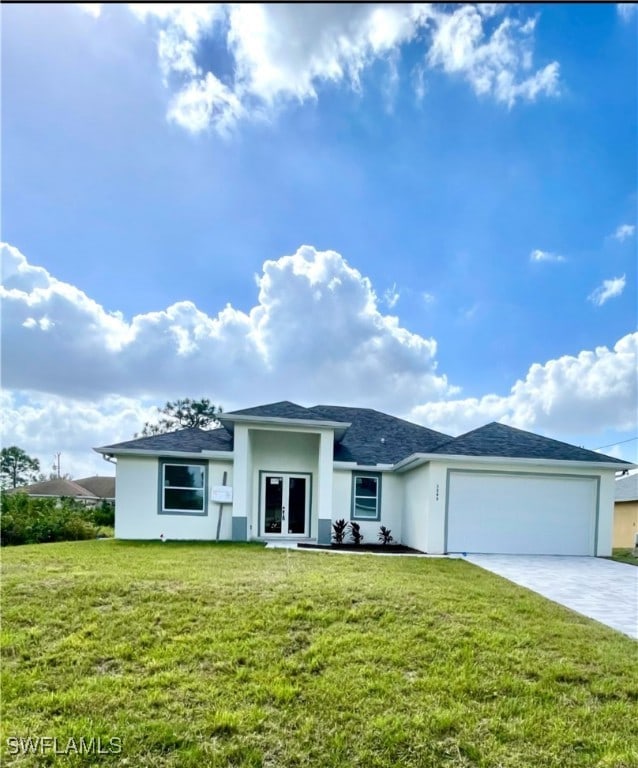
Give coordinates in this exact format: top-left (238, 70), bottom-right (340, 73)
top-left (613, 474), bottom-right (638, 548)
top-left (74, 476), bottom-right (116, 502)
top-left (95, 401), bottom-right (633, 556)
top-left (7, 476), bottom-right (115, 506)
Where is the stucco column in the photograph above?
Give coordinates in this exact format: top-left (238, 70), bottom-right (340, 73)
top-left (231, 425), bottom-right (250, 541)
top-left (317, 429), bottom-right (334, 544)
top-left (426, 462), bottom-right (447, 554)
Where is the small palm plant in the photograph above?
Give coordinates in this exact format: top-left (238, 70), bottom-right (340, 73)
top-left (378, 525), bottom-right (393, 545)
top-left (332, 519), bottom-right (348, 544)
top-left (350, 521), bottom-right (363, 546)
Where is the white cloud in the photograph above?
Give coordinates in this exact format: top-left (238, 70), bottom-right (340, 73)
top-left (588, 275), bottom-right (626, 307)
top-left (422, 292), bottom-right (435, 304)
top-left (117, 3), bottom-right (560, 133)
top-left (0, 390), bottom-right (160, 478)
top-left (617, 4), bottom-right (637, 22)
top-left (530, 248), bottom-right (565, 263)
top-left (0, 242), bottom-right (452, 412)
top-left (612, 223), bottom-right (636, 241)
top-left (426, 6), bottom-right (560, 108)
top-left (76, 3), bottom-right (102, 18)
top-left (383, 283), bottom-right (400, 308)
top-left (410, 332), bottom-right (638, 438)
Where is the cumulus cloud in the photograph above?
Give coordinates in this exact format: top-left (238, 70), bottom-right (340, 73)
top-left (2, 242), bottom-right (636, 472)
top-left (588, 275), bottom-right (626, 307)
top-left (530, 248), bottom-right (565, 263)
top-left (0, 242), bottom-right (452, 411)
top-left (612, 223), bottom-right (635, 241)
top-left (409, 332), bottom-right (638, 438)
top-left (0, 390), bottom-right (160, 478)
top-left (110, 3), bottom-right (560, 133)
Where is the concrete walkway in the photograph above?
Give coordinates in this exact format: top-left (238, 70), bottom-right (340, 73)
top-left (465, 555), bottom-right (638, 640)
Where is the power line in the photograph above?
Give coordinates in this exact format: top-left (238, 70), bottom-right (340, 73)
top-left (592, 436), bottom-right (638, 450)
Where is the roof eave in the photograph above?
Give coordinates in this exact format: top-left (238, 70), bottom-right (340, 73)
top-left (333, 461), bottom-right (395, 471)
top-left (393, 452), bottom-right (635, 473)
top-left (94, 447), bottom-right (234, 460)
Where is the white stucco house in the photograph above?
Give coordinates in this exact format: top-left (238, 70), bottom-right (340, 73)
top-left (95, 401), bottom-right (632, 556)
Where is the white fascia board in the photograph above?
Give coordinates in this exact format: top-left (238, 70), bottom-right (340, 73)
top-left (393, 452), bottom-right (635, 473)
top-left (220, 414), bottom-right (350, 441)
top-left (94, 448), bottom-right (233, 461)
top-left (333, 462), bottom-right (394, 471)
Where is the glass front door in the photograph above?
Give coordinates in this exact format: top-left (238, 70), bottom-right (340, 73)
top-left (262, 474), bottom-right (309, 536)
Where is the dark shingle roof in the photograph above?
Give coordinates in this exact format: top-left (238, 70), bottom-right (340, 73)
top-left (224, 401), bottom-right (340, 422)
top-left (432, 422), bottom-right (630, 464)
top-left (615, 474), bottom-right (638, 501)
top-left (309, 405), bottom-right (453, 465)
top-left (95, 406), bottom-right (631, 468)
top-left (96, 427), bottom-right (233, 454)
top-left (74, 476), bottom-right (116, 499)
top-left (7, 478), bottom-right (98, 498)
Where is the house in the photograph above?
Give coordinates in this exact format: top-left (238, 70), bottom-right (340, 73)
top-left (613, 473), bottom-right (638, 548)
top-left (7, 475), bottom-right (115, 506)
top-left (94, 401), bottom-right (633, 556)
top-left (73, 475), bottom-right (116, 502)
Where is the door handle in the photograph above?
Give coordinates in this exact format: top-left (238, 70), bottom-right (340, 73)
top-left (282, 507), bottom-right (286, 520)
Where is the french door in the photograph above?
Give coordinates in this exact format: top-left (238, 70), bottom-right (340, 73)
top-left (261, 473), bottom-right (309, 537)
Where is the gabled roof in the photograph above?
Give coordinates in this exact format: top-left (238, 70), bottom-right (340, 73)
top-left (309, 405), bottom-right (453, 465)
top-left (615, 473), bottom-right (638, 502)
top-left (432, 422), bottom-right (629, 465)
top-left (74, 476), bottom-right (116, 499)
top-left (224, 401), bottom-right (344, 422)
top-left (96, 427), bottom-right (233, 455)
top-left (7, 477), bottom-right (98, 498)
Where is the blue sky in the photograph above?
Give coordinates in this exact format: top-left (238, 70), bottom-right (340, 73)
top-left (1, 3), bottom-right (636, 477)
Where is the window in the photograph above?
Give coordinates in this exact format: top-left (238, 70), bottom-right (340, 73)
top-left (351, 472), bottom-right (381, 521)
top-left (159, 461), bottom-right (207, 515)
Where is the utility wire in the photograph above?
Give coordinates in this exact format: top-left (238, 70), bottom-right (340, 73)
top-left (592, 436), bottom-right (638, 450)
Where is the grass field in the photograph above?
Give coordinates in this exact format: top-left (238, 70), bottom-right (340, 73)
top-left (2, 541), bottom-right (637, 767)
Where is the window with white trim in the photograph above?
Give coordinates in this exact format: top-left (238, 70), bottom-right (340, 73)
top-left (351, 472), bottom-right (381, 520)
top-left (160, 461), bottom-right (207, 515)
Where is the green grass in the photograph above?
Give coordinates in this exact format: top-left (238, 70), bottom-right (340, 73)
top-left (2, 542), bottom-right (637, 767)
top-left (608, 548), bottom-right (638, 566)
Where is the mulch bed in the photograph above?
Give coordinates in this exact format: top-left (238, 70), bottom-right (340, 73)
top-left (297, 543), bottom-right (422, 554)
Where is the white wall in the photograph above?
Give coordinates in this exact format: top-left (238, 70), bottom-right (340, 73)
top-left (330, 468), bottom-right (402, 545)
top-left (597, 471), bottom-right (616, 556)
top-left (401, 464), bottom-right (430, 552)
top-left (115, 456), bottom-right (233, 540)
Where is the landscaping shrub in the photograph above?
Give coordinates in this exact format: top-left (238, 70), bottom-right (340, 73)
top-left (350, 521), bottom-right (363, 545)
top-left (0, 492), bottom-right (101, 546)
top-left (332, 518), bottom-right (348, 544)
top-left (91, 499), bottom-right (115, 527)
top-left (378, 525), bottom-right (393, 545)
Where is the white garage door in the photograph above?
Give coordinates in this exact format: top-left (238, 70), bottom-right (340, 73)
top-left (446, 471), bottom-right (598, 555)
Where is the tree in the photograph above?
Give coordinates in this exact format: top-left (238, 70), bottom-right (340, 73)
top-left (0, 447), bottom-right (41, 489)
top-left (136, 398), bottom-right (223, 437)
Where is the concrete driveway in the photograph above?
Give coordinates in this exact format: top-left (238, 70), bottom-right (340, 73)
top-left (465, 555), bottom-right (638, 640)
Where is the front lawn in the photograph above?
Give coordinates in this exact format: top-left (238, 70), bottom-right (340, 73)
top-left (2, 542), bottom-right (637, 767)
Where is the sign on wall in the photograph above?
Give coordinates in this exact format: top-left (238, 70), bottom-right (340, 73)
top-left (212, 485), bottom-right (233, 503)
